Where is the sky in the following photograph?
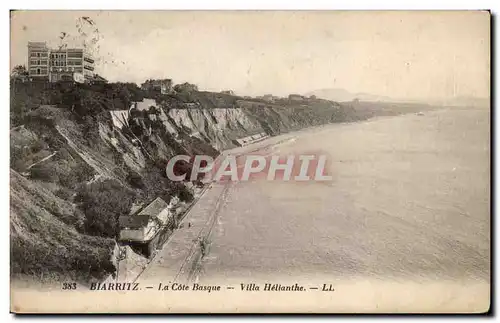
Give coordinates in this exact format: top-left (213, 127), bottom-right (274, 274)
top-left (10, 10), bottom-right (490, 100)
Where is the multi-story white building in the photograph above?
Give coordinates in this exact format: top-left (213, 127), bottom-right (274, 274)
top-left (27, 42), bottom-right (50, 78)
top-left (27, 41), bottom-right (95, 82)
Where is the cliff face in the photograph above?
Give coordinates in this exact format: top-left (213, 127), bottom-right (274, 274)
top-left (129, 94), bottom-right (358, 152)
top-left (165, 108), bottom-right (264, 150)
top-left (153, 97), bottom-right (356, 151)
top-left (9, 84), bottom-right (377, 284)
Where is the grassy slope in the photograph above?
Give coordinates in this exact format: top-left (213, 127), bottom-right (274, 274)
top-left (10, 170), bottom-right (117, 284)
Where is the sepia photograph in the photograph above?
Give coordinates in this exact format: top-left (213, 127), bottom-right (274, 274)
top-left (9, 10), bottom-right (490, 313)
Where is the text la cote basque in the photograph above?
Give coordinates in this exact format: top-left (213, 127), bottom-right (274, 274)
top-left (90, 282), bottom-right (335, 292)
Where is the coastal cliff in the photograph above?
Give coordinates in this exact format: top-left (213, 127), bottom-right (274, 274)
top-left (10, 81), bottom-right (430, 284)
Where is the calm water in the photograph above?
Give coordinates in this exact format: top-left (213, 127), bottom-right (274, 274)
top-left (198, 108), bottom-right (490, 284)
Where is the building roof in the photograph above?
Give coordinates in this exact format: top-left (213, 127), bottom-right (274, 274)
top-left (92, 74), bottom-right (108, 82)
top-left (120, 197), bottom-right (169, 229)
top-left (28, 42), bottom-right (48, 48)
top-left (137, 197), bottom-right (169, 217)
top-left (129, 202), bottom-right (144, 215)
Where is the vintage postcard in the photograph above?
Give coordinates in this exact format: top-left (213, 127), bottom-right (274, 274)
top-left (9, 10), bottom-right (490, 313)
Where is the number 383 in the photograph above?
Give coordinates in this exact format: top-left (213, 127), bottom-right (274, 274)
top-left (62, 282), bottom-right (77, 290)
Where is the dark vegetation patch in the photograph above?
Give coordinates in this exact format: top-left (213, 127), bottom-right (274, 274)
top-left (138, 161), bottom-right (194, 204)
top-left (11, 80), bottom-right (145, 127)
top-left (75, 179), bottom-right (137, 239)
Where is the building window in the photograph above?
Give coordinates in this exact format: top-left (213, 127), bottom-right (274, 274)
top-left (36, 68), bottom-right (40, 75)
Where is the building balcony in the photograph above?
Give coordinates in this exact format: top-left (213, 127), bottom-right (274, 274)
top-left (30, 53), bottom-right (49, 58)
top-left (51, 66), bottom-right (76, 72)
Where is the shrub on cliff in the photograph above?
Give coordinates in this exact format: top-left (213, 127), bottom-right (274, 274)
top-left (58, 163), bottom-right (95, 189)
top-left (10, 81), bottom-right (53, 126)
top-left (30, 163), bottom-right (59, 182)
top-left (140, 162), bottom-right (194, 203)
top-left (75, 179), bottom-right (137, 238)
top-left (54, 187), bottom-right (73, 201)
top-left (127, 170), bottom-right (145, 189)
top-left (169, 181), bottom-right (194, 203)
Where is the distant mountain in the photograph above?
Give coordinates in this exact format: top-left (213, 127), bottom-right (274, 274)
top-left (305, 88), bottom-right (395, 103)
top-left (306, 88), bottom-right (490, 108)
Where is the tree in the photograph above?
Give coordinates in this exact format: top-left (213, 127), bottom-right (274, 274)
top-left (173, 82), bottom-right (198, 93)
top-left (11, 65), bottom-right (28, 79)
top-left (75, 180), bottom-right (137, 238)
